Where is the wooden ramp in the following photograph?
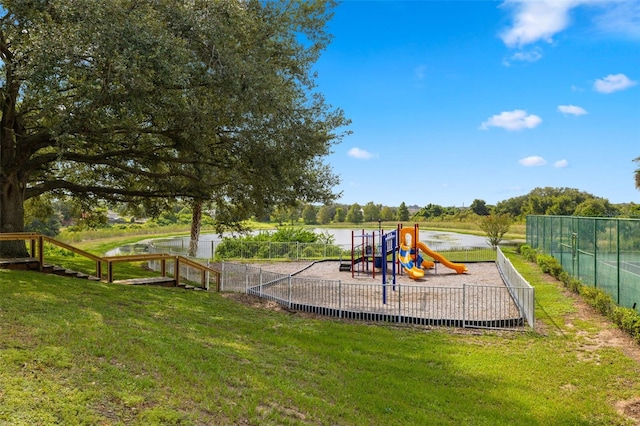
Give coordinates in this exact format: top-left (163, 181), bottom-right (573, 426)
top-left (113, 276), bottom-right (176, 287)
top-left (113, 276), bottom-right (203, 290)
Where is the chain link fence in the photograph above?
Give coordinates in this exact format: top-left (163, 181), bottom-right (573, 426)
top-left (527, 215), bottom-right (640, 312)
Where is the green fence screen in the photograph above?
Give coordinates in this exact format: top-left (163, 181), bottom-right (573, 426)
top-left (527, 215), bottom-right (640, 313)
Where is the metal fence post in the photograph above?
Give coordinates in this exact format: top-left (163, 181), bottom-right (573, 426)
top-left (397, 284), bottom-right (401, 322)
top-left (288, 275), bottom-right (292, 309)
top-left (245, 264), bottom-right (249, 293)
top-left (463, 284), bottom-right (467, 328)
top-left (338, 280), bottom-right (342, 319)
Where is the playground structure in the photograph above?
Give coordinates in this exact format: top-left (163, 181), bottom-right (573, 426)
top-left (398, 225), bottom-right (468, 279)
top-left (342, 224), bottom-right (467, 282)
top-left (341, 228), bottom-right (396, 280)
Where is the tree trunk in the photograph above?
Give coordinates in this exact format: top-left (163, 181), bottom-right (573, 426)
top-left (0, 50), bottom-right (29, 257)
top-left (188, 200), bottom-right (203, 257)
top-left (0, 173), bottom-right (29, 257)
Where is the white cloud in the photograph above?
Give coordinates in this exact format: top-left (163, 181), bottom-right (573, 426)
top-left (592, 1), bottom-right (640, 40)
top-left (554, 159), bottom-right (569, 168)
top-left (511, 48), bottom-right (543, 62)
top-left (593, 73), bottom-right (638, 93)
top-left (347, 147), bottom-right (375, 160)
top-left (557, 105), bottom-right (588, 116)
top-left (500, 0), bottom-right (582, 47)
top-left (502, 47), bottom-right (543, 66)
top-left (519, 156), bottom-right (547, 166)
top-left (500, 1), bottom-right (640, 52)
top-left (480, 109), bottom-right (542, 131)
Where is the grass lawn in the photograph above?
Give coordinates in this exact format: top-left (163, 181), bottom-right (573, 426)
top-left (1, 246), bottom-right (639, 424)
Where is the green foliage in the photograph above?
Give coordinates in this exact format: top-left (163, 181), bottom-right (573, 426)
top-left (333, 207), bottom-right (346, 223)
top-left (492, 186), bottom-right (629, 219)
top-left (316, 205), bottom-right (334, 224)
top-left (613, 307), bottom-right (640, 344)
top-left (345, 203), bottom-right (363, 224)
top-left (271, 228), bottom-right (319, 243)
top-left (478, 214), bottom-right (511, 248)
top-left (0, 0), bottom-right (349, 250)
top-left (362, 202), bottom-right (381, 222)
top-left (302, 205), bottom-right (318, 225)
top-left (396, 202), bottom-right (410, 221)
top-left (214, 227), bottom-right (344, 259)
top-left (414, 203), bottom-right (444, 219)
top-left (470, 199), bottom-right (489, 216)
top-left (573, 198), bottom-right (614, 217)
top-left (521, 243), bottom-right (640, 344)
top-left (634, 156), bottom-right (640, 190)
top-left (535, 254), bottom-right (563, 278)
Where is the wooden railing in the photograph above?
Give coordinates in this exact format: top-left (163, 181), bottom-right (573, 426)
top-left (0, 232), bottom-right (220, 290)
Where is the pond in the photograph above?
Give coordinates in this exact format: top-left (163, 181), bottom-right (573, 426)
top-left (106, 227), bottom-right (491, 257)
top-left (308, 228), bottom-right (490, 248)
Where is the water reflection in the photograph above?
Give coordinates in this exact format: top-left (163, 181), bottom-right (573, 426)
top-left (106, 227), bottom-right (490, 257)
top-left (312, 228), bottom-right (490, 248)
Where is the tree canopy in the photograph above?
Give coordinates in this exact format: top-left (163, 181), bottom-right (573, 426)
top-left (0, 0), bottom-right (348, 256)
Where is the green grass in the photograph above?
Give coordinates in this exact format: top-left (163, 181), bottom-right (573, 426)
top-left (1, 247), bottom-right (640, 425)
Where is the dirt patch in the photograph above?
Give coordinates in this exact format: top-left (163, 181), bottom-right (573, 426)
top-left (616, 398), bottom-right (640, 425)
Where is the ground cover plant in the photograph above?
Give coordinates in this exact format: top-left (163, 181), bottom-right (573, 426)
top-left (1, 244), bottom-right (640, 424)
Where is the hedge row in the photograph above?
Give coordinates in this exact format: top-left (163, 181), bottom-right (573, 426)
top-left (519, 244), bottom-right (640, 344)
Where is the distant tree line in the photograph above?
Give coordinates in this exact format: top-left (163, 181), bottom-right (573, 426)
top-left (25, 186), bottom-right (640, 237)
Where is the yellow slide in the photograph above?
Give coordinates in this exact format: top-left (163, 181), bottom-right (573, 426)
top-left (398, 241), bottom-right (425, 279)
top-left (417, 242), bottom-right (467, 274)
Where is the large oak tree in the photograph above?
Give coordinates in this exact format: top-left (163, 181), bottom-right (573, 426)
top-left (0, 0), bottom-right (348, 256)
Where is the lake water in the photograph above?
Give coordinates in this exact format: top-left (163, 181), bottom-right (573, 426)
top-left (308, 228), bottom-right (491, 248)
top-left (106, 227), bottom-right (491, 256)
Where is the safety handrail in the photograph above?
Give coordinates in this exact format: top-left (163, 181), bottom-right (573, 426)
top-left (0, 232), bottom-right (220, 290)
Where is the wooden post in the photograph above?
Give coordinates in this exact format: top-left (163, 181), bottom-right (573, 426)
top-left (37, 235), bottom-right (44, 271)
top-left (174, 257), bottom-right (180, 287)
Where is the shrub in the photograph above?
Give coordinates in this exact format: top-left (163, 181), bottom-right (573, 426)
top-left (612, 307), bottom-right (640, 344)
top-left (518, 244), bottom-right (538, 262)
top-left (568, 278), bottom-right (582, 294)
top-left (536, 254), bottom-right (562, 278)
top-left (478, 214), bottom-right (511, 248)
top-left (520, 244), bottom-right (640, 344)
top-left (593, 291), bottom-right (615, 317)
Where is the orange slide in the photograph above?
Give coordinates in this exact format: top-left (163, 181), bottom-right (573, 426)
top-left (417, 242), bottom-right (467, 274)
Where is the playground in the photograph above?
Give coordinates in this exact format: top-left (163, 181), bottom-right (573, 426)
top-left (215, 224), bottom-right (535, 329)
top-left (341, 224), bottom-right (469, 285)
top-left (220, 245), bottom-right (532, 329)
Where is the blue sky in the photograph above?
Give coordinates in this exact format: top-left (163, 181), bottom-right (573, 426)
top-left (314, 0), bottom-right (640, 207)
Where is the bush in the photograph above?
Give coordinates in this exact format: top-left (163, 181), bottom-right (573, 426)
top-left (558, 271), bottom-right (570, 287)
top-left (518, 244), bottom-right (538, 262)
top-left (536, 254), bottom-right (562, 278)
top-left (593, 291), bottom-right (615, 317)
top-left (478, 214), bottom-right (511, 248)
top-left (520, 245), bottom-right (640, 344)
top-left (568, 278), bottom-right (582, 294)
top-left (612, 307), bottom-right (640, 344)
